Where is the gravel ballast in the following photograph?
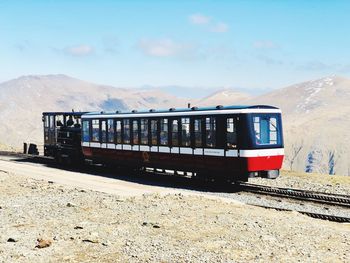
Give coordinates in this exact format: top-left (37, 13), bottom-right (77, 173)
top-left (0, 170), bottom-right (349, 262)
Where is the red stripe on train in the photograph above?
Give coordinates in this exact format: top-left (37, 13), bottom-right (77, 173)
top-left (246, 155), bottom-right (284, 171)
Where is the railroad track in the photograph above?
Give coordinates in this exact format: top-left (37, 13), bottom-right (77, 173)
top-left (240, 182), bottom-right (350, 208)
top-left (257, 205), bottom-right (350, 223)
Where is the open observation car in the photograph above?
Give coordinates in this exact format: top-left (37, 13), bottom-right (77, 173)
top-left (69, 105), bottom-right (284, 182)
top-left (42, 111), bottom-right (88, 164)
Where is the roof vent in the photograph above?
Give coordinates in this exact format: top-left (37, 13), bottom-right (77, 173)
top-left (169, 108), bottom-right (176, 111)
top-left (216, 105), bottom-right (223, 109)
top-left (132, 110), bottom-right (138, 113)
top-left (149, 109), bottom-right (156, 112)
top-left (100, 111), bottom-right (104, 114)
top-left (191, 106), bottom-right (198, 111)
top-left (115, 110), bottom-right (120, 114)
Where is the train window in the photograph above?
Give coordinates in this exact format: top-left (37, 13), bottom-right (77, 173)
top-left (74, 116), bottom-right (81, 127)
top-left (194, 119), bottom-right (202, 147)
top-left (226, 118), bottom-right (237, 148)
top-left (56, 115), bottom-right (64, 127)
top-left (140, 119), bottom-right (148, 145)
top-left (253, 116), bottom-right (278, 145)
top-left (133, 120), bottom-right (139, 144)
top-left (101, 120), bottom-right (107, 143)
top-left (82, 120), bottom-right (90, 142)
top-left (270, 118), bottom-right (277, 144)
top-left (171, 119), bottom-right (179, 146)
top-left (92, 119), bottom-right (100, 142)
top-left (116, 120), bottom-right (122, 144)
top-left (181, 118), bottom-right (191, 147)
top-left (160, 119), bottom-right (168, 145)
top-left (151, 120), bottom-right (158, 145)
top-left (123, 119), bottom-right (130, 144)
top-left (107, 119), bottom-right (114, 143)
top-left (205, 117), bottom-right (216, 147)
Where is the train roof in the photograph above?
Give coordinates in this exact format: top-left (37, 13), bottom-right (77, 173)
top-left (42, 111), bottom-right (89, 116)
top-left (81, 105), bottom-right (281, 119)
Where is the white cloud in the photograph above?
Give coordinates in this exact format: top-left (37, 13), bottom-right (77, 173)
top-left (253, 40), bottom-right (279, 49)
top-left (189, 13), bottom-right (211, 25)
top-left (189, 13), bottom-right (229, 33)
top-left (64, 45), bottom-right (94, 56)
top-left (210, 22), bottom-right (229, 33)
top-left (137, 38), bottom-right (195, 58)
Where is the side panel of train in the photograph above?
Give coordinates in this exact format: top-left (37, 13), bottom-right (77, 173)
top-left (80, 111), bottom-right (284, 181)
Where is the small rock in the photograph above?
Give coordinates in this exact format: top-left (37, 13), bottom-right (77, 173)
top-left (74, 226), bottom-right (84, 230)
top-left (66, 202), bottom-right (76, 207)
top-left (82, 239), bottom-right (99, 244)
top-left (48, 181), bottom-right (54, 184)
top-left (35, 238), bottom-right (52, 249)
top-left (82, 232), bottom-right (99, 244)
top-left (142, 222), bottom-right (160, 228)
top-left (7, 238), bottom-right (18, 242)
top-left (102, 241), bottom-right (111, 246)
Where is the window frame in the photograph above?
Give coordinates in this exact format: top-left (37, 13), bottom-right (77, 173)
top-left (226, 116), bottom-right (237, 149)
top-left (82, 120), bottom-right (91, 142)
top-left (132, 119), bottom-right (139, 145)
top-left (160, 118), bottom-right (169, 146)
top-left (170, 118), bottom-right (180, 147)
top-left (123, 119), bottom-right (131, 144)
top-left (205, 116), bottom-right (216, 148)
top-left (181, 117), bottom-right (191, 147)
top-left (91, 119), bottom-right (100, 142)
top-left (107, 119), bottom-right (115, 143)
top-left (140, 118), bottom-right (149, 145)
top-left (150, 119), bottom-right (159, 146)
top-left (101, 119), bottom-right (107, 143)
top-left (193, 117), bottom-right (203, 148)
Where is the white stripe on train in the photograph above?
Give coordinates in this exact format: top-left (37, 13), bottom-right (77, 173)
top-left (82, 142), bottom-right (283, 157)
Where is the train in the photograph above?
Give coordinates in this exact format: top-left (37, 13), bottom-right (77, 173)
top-left (43, 105), bottom-right (284, 182)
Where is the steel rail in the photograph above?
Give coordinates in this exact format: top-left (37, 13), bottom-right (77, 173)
top-left (254, 204), bottom-right (350, 223)
top-left (240, 183), bottom-right (350, 208)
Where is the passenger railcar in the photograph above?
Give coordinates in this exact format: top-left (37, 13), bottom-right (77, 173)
top-left (77, 105), bottom-right (284, 182)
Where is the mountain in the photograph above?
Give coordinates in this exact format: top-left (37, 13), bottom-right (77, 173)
top-left (245, 75), bottom-right (350, 176)
top-left (0, 75), bottom-right (189, 148)
top-left (196, 89), bottom-right (252, 107)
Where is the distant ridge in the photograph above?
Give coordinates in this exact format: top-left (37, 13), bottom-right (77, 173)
top-left (0, 74), bottom-right (188, 148)
top-left (196, 88), bottom-right (251, 107)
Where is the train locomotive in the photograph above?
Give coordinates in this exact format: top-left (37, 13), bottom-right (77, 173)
top-left (43, 105), bottom-right (284, 182)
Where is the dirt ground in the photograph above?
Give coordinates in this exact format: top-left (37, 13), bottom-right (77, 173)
top-left (0, 163), bottom-right (349, 262)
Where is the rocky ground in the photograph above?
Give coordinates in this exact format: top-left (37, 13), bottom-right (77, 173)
top-left (0, 170), bottom-right (350, 262)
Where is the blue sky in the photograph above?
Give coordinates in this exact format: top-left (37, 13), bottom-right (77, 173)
top-left (1, 0), bottom-right (349, 93)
